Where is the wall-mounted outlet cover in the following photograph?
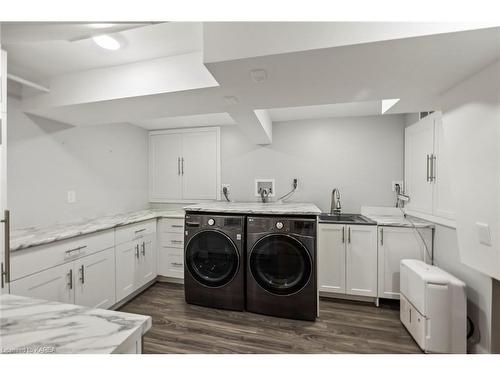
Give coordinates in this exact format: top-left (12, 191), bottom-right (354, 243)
top-left (392, 181), bottom-right (404, 192)
top-left (67, 190), bottom-right (76, 204)
top-left (255, 179), bottom-right (275, 197)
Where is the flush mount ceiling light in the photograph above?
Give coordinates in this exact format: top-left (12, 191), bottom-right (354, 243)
top-left (249, 69), bottom-right (268, 83)
top-left (92, 34), bottom-right (122, 50)
top-left (381, 98), bottom-right (400, 114)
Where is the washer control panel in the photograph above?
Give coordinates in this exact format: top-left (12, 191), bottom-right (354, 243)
top-left (276, 221), bottom-right (284, 230)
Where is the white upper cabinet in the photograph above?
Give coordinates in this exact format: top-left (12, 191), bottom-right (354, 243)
top-left (149, 128), bottom-right (220, 203)
top-left (149, 133), bottom-right (183, 201)
top-left (405, 112), bottom-right (455, 226)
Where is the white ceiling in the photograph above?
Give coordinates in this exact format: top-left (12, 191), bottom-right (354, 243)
top-left (267, 101), bottom-right (385, 122)
top-left (3, 22), bottom-right (203, 78)
top-left (133, 112), bottom-right (236, 130)
top-left (5, 23), bottom-right (500, 141)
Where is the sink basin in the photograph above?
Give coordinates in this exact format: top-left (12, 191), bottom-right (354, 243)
top-left (319, 213), bottom-right (375, 224)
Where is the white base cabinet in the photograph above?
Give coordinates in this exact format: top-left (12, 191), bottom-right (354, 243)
top-left (158, 218), bottom-right (185, 280)
top-left (115, 220), bottom-right (157, 302)
top-left (377, 226), bottom-right (433, 300)
top-left (10, 262), bottom-right (74, 304)
top-left (318, 223), bottom-right (378, 298)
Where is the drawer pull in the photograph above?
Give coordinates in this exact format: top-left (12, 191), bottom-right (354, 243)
top-left (171, 240), bottom-right (183, 244)
top-left (65, 245), bottom-right (87, 254)
top-left (171, 224), bottom-right (183, 228)
top-left (171, 262), bottom-right (183, 267)
top-left (134, 228), bottom-right (146, 234)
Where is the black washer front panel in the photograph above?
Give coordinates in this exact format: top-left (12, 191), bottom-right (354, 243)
top-left (185, 229), bottom-right (240, 288)
top-left (249, 233), bottom-right (312, 296)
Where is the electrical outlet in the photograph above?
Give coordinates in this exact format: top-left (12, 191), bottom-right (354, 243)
top-left (67, 190), bottom-right (76, 204)
top-left (392, 181), bottom-right (403, 192)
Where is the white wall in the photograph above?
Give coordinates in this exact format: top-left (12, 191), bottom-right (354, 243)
top-left (8, 96), bottom-right (149, 229)
top-left (220, 114), bottom-right (405, 212)
top-left (433, 225), bottom-right (492, 353)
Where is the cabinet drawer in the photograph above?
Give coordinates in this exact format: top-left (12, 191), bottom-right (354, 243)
top-left (115, 219), bottom-right (157, 246)
top-left (158, 247), bottom-right (184, 278)
top-left (10, 229), bottom-right (114, 281)
top-left (161, 232), bottom-right (184, 248)
top-left (159, 218), bottom-right (184, 234)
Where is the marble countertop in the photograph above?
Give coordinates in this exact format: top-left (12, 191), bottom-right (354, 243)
top-left (362, 213), bottom-right (435, 228)
top-left (184, 202), bottom-right (322, 216)
top-left (0, 294), bottom-right (151, 354)
top-left (11, 209), bottom-right (185, 252)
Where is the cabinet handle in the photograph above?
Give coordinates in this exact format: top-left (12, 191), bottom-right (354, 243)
top-left (171, 224), bottom-right (183, 228)
top-left (181, 157), bottom-right (184, 175)
top-left (431, 154), bottom-right (436, 182)
top-left (426, 154), bottom-right (431, 182)
top-left (380, 228), bottom-right (384, 246)
top-left (79, 265), bottom-right (85, 284)
top-left (135, 244), bottom-right (140, 259)
top-left (141, 242), bottom-right (146, 256)
top-left (171, 240), bottom-right (183, 244)
top-left (177, 157), bottom-right (181, 176)
top-left (65, 245), bottom-right (87, 254)
top-left (67, 269), bottom-right (73, 289)
top-left (342, 227), bottom-right (345, 243)
top-left (171, 262), bottom-right (183, 267)
top-left (134, 228), bottom-right (146, 234)
top-left (1, 209), bottom-right (10, 287)
top-left (348, 227), bottom-right (351, 244)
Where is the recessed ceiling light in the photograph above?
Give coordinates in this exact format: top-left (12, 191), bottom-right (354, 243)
top-left (92, 35), bottom-right (122, 50)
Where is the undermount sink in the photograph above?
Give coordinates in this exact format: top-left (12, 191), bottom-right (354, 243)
top-left (319, 213), bottom-right (374, 224)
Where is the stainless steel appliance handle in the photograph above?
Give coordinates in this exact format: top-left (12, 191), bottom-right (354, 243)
top-left (1, 210), bottom-right (10, 287)
top-left (79, 265), bottom-right (85, 284)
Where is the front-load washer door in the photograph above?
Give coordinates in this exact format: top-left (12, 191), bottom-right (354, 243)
top-left (249, 234), bottom-right (312, 296)
top-left (186, 230), bottom-right (239, 288)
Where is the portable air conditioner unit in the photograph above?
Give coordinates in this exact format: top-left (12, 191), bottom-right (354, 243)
top-left (400, 259), bottom-right (467, 353)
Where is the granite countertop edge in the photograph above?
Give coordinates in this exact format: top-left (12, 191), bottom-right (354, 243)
top-left (11, 209), bottom-right (185, 252)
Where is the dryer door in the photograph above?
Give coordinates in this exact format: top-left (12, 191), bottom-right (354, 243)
top-left (185, 230), bottom-right (239, 288)
top-left (249, 234), bottom-right (312, 296)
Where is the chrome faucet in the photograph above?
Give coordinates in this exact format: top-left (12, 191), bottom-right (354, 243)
top-left (331, 188), bottom-right (341, 215)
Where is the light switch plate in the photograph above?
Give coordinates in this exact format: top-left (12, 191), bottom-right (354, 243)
top-left (476, 222), bottom-right (492, 246)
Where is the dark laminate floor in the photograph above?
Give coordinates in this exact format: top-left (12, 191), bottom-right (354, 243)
top-left (119, 282), bottom-right (422, 354)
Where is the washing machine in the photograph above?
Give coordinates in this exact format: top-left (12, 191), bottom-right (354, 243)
top-left (184, 212), bottom-right (245, 311)
top-left (246, 216), bottom-right (317, 321)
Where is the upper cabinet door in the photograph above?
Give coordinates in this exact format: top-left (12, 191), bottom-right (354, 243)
top-left (181, 129), bottom-right (220, 200)
top-left (432, 117), bottom-right (455, 220)
top-left (405, 116), bottom-right (435, 215)
top-left (149, 133), bottom-right (183, 201)
top-left (317, 224), bottom-right (346, 294)
top-left (345, 225), bottom-right (378, 297)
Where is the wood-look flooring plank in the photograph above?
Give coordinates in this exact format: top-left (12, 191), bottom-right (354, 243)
top-left (119, 282), bottom-right (422, 354)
